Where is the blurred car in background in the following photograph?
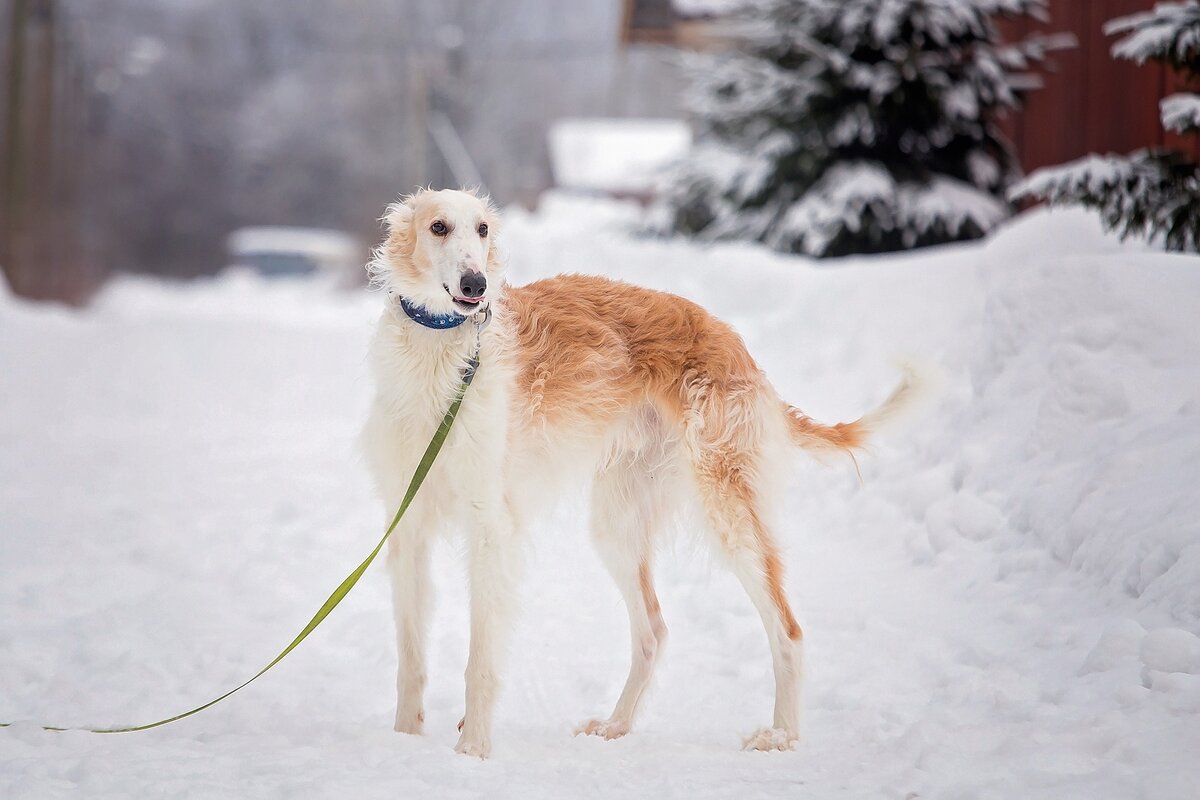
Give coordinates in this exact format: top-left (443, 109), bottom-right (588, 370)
top-left (226, 227), bottom-right (360, 283)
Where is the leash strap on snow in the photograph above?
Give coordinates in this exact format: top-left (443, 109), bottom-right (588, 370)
top-left (1, 313), bottom-right (488, 735)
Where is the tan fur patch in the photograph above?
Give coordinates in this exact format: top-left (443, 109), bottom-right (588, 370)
top-left (501, 275), bottom-right (765, 433)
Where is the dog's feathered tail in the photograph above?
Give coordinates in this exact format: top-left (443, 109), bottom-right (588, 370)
top-left (783, 360), bottom-right (939, 457)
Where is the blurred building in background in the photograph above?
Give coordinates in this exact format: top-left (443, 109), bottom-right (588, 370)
top-left (997, 0), bottom-right (1200, 175)
top-left (0, 0), bottom-right (1193, 303)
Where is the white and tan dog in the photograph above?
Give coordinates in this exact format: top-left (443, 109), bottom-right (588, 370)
top-left (360, 188), bottom-right (920, 757)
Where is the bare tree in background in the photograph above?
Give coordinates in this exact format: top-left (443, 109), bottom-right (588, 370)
top-left (2, 0), bottom-right (97, 303)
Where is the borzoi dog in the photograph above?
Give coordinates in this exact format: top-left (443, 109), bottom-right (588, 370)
top-left (360, 188), bottom-right (920, 757)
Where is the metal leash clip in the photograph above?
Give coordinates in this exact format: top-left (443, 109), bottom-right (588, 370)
top-left (463, 305), bottom-right (492, 385)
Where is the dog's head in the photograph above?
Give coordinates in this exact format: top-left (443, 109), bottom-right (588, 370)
top-left (370, 188), bottom-right (503, 315)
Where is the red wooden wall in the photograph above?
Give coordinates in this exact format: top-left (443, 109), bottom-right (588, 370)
top-left (1000, 0), bottom-right (1200, 174)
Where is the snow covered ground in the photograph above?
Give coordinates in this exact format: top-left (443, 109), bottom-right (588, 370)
top-left (2, 199), bottom-right (1199, 798)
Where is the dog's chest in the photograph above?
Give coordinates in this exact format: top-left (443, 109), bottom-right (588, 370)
top-left (366, 320), bottom-right (510, 477)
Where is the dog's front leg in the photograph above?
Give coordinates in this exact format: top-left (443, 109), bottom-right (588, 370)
top-left (454, 499), bottom-right (519, 758)
top-left (387, 517), bottom-right (435, 736)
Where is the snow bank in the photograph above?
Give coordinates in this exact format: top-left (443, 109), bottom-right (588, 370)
top-left (946, 213), bottom-right (1200, 628)
top-left (2, 199), bottom-right (1199, 798)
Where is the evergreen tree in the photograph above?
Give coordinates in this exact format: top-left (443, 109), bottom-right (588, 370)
top-left (651, 0), bottom-right (1066, 257)
top-left (1012, 1), bottom-right (1200, 253)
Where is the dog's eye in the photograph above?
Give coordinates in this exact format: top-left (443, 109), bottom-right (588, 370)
top-left (477, 223), bottom-right (488, 237)
top-left (430, 221), bottom-right (447, 236)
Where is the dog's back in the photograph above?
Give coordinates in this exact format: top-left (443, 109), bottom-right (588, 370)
top-left (502, 275), bottom-right (759, 434)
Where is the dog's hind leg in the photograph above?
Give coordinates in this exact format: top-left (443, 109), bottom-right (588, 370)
top-left (686, 408), bottom-right (804, 750)
top-left (576, 431), bottom-right (674, 740)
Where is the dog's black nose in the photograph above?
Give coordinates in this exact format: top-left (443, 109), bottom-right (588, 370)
top-left (459, 271), bottom-right (487, 298)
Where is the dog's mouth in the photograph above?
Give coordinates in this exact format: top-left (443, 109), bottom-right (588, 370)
top-left (444, 285), bottom-right (486, 314)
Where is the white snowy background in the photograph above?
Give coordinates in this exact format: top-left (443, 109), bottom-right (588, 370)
top-left (3, 197), bottom-right (1200, 798)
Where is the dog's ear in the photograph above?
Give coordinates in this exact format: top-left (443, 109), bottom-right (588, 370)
top-left (383, 197), bottom-right (416, 263)
top-left (485, 221), bottom-right (504, 279)
top-left (479, 198), bottom-right (505, 279)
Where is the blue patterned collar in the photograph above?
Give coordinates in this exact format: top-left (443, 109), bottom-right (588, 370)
top-left (397, 295), bottom-right (470, 329)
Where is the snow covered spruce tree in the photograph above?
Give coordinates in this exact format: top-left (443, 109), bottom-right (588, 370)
top-left (652, 0), bottom-right (1065, 257)
top-left (1013, 2), bottom-right (1200, 253)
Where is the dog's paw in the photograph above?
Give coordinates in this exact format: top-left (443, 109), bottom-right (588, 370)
top-left (393, 709), bottom-right (424, 736)
top-left (742, 727), bottom-right (798, 752)
top-left (454, 732), bottom-right (491, 759)
top-left (574, 718), bottom-right (630, 740)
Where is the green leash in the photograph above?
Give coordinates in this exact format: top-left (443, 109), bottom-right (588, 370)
top-left (2, 330), bottom-right (483, 735)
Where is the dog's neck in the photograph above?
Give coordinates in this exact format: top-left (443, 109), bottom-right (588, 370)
top-left (388, 294), bottom-right (494, 351)
top-left (395, 295), bottom-right (475, 330)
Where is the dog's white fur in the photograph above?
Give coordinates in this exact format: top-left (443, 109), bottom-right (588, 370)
top-left (361, 189), bottom-right (921, 757)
